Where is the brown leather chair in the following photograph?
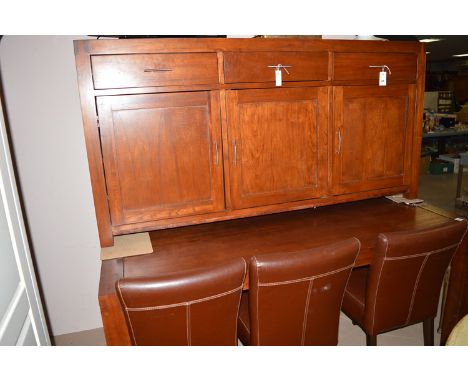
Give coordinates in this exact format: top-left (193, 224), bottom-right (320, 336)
top-left (238, 238), bottom-right (360, 345)
top-left (341, 220), bottom-right (468, 346)
top-left (116, 257), bottom-right (247, 345)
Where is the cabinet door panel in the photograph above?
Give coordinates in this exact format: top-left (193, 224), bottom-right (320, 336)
top-left (227, 87), bottom-right (328, 209)
top-left (333, 85), bottom-right (415, 194)
top-left (97, 92), bottom-right (225, 226)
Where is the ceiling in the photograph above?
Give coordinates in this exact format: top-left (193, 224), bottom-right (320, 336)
top-left (375, 35), bottom-right (468, 62)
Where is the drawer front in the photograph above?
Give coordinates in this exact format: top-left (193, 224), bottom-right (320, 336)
top-left (91, 53), bottom-right (219, 89)
top-left (224, 51), bottom-right (329, 83)
top-left (333, 53), bottom-right (417, 82)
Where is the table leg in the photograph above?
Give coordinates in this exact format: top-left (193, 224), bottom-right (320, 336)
top-left (456, 165), bottom-right (464, 199)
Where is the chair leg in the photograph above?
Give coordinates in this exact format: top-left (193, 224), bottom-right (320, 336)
top-left (437, 268), bottom-right (450, 333)
top-left (366, 334), bottom-right (377, 346)
top-left (423, 318), bottom-right (434, 346)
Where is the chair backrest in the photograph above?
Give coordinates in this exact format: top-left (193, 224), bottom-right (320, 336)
top-left (363, 220), bottom-right (468, 335)
top-left (116, 257), bottom-right (247, 345)
top-left (248, 238), bottom-right (360, 345)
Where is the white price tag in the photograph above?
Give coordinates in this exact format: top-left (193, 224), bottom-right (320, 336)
top-left (379, 71), bottom-right (387, 86)
top-left (275, 68), bottom-right (282, 87)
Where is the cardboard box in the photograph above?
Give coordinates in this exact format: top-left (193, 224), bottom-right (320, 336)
top-left (438, 154), bottom-right (460, 173)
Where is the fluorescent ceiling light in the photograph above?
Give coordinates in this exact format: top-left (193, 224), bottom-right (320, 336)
top-left (453, 53), bottom-right (468, 57)
top-left (419, 38), bottom-right (444, 43)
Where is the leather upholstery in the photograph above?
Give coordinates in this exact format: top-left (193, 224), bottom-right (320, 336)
top-left (116, 258), bottom-right (246, 345)
top-left (342, 266), bottom-right (367, 323)
top-left (237, 292), bottom-right (250, 345)
top-left (238, 238), bottom-right (360, 345)
top-left (342, 220), bottom-right (468, 337)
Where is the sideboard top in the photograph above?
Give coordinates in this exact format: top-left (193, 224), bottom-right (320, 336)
top-left (74, 37), bottom-right (424, 56)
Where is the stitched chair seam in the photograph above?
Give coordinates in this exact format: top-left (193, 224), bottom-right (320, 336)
top-left (257, 264), bottom-right (354, 287)
top-left (124, 284), bottom-right (244, 311)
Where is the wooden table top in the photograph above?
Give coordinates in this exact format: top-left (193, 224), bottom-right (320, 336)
top-left (99, 198), bottom-right (454, 296)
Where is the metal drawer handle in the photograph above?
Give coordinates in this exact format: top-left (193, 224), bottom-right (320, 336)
top-left (234, 141), bottom-right (238, 164)
top-left (215, 141), bottom-right (219, 166)
top-left (368, 65), bottom-right (392, 75)
top-left (338, 130), bottom-right (342, 154)
top-left (144, 68), bottom-right (173, 72)
top-left (267, 64), bottom-right (291, 74)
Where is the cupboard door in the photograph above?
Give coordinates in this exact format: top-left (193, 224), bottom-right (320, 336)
top-left (226, 87), bottom-right (328, 209)
top-left (97, 91), bottom-right (225, 226)
top-left (332, 85), bottom-right (415, 194)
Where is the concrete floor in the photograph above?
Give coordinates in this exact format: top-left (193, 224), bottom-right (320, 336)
top-left (53, 310), bottom-right (443, 346)
top-left (53, 327), bottom-right (106, 346)
top-left (418, 170), bottom-right (468, 217)
top-left (53, 172), bottom-right (461, 346)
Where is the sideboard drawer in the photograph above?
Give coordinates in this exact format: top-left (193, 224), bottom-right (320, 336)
top-left (91, 53), bottom-right (219, 89)
top-left (333, 53), bottom-right (417, 82)
top-left (224, 51), bottom-right (329, 83)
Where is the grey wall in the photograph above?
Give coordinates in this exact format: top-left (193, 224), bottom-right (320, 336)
top-left (0, 36), bottom-right (102, 336)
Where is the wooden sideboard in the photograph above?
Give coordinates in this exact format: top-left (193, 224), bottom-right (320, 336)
top-left (74, 38), bottom-right (426, 247)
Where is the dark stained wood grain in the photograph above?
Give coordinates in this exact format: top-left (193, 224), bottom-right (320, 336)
top-left (224, 51), bottom-right (328, 83)
top-left (98, 258), bottom-right (130, 345)
top-left (406, 43), bottom-right (426, 198)
top-left (333, 52), bottom-right (418, 83)
top-left (99, 198), bottom-right (455, 345)
top-left (99, 295), bottom-right (131, 346)
top-left (91, 53), bottom-right (219, 89)
top-left (76, 38), bottom-right (422, 56)
top-left (89, 79), bottom-right (418, 97)
top-left (226, 87), bottom-right (328, 209)
top-left (74, 41), bottom-right (114, 246)
top-left (110, 185), bottom-right (410, 235)
top-left (74, 38), bottom-right (425, 247)
top-left (125, 199), bottom-right (451, 277)
top-left (332, 85), bottom-right (415, 195)
top-left (96, 91), bottom-right (225, 226)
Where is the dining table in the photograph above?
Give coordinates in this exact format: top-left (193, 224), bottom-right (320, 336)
top-left (98, 197), bottom-right (468, 345)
